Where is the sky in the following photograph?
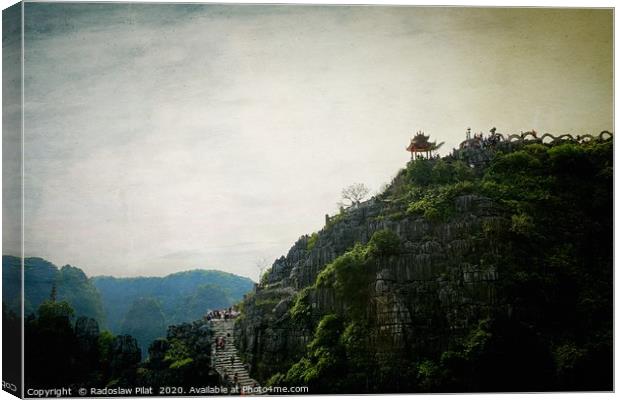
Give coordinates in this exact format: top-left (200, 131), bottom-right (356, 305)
top-left (7, 4), bottom-right (612, 280)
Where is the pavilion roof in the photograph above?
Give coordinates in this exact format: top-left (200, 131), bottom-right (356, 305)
top-left (407, 132), bottom-right (434, 152)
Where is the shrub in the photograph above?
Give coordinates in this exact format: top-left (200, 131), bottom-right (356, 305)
top-left (547, 143), bottom-right (589, 173)
top-left (490, 150), bottom-right (542, 175)
top-left (367, 229), bottom-right (401, 256)
top-left (38, 300), bottom-right (74, 322)
top-left (259, 267), bottom-right (272, 286)
top-left (316, 237), bottom-right (389, 317)
top-left (309, 314), bottom-right (344, 350)
top-left (164, 339), bottom-right (193, 369)
top-left (431, 159), bottom-right (454, 184)
top-left (406, 159), bottom-right (433, 186)
top-left (284, 314), bottom-right (346, 388)
top-left (510, 213), bottom-right (535, 235)
top-left (417, 360), bottom-right (441, 391)
top-left (554, 343), bottom-right (586, 376)
top-left (325, 209), bottom-right (345, 229)
top-left (424, 207), bottom-right (441, 222)
top-left (453, 160), bottom-right (474, 182)
top-left (316, 265), bottom-right (335, 288)
top-left (523, 143), bottom-right (549, 158)
top-left (330, 244), bottom-right (371, 305)
top-left (406, 181), bottom-right (477, 221)
top-left (307, 232), bottom-right (319, 251)
top-left (266, 372), bottom-right (286, 386)
top-left (290, 287), bottom-right (313, 323)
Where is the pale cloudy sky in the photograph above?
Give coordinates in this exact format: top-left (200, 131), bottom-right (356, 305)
top-left (11, 4), bottom-right (612, 280)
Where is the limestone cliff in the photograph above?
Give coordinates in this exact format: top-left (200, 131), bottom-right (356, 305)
top-left (235, 134), bottom-right (613, 393)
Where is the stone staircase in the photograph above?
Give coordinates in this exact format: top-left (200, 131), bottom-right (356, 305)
top-left (210, 319), bottom-right (261, 392)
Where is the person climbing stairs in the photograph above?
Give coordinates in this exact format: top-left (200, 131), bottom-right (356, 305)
top-left (210, 318), bottom-right (261, 393)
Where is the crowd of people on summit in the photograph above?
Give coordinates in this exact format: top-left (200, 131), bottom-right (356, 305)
top-left (206, 307), bottom-right (239, 351)
top-left (205, 307), bottom-right (239, 322)
top-left (462, 127), bottom-right (540, 151)
top-left (462, 127), bottom-right (508, 149)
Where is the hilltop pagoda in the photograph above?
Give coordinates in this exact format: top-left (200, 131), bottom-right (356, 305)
top-left (407, 130), bottom-right (441, 159)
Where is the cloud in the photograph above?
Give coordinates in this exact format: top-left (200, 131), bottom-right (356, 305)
top-left (18, 4), bottom-right (612, 280)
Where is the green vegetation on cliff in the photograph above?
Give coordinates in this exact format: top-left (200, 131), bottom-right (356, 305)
top-left (249, 138), bottom-right (612, 393)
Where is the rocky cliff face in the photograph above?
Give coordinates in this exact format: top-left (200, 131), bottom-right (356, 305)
top-left (235, 137), bottom-right (613, 392)
top-left (108, 335), bottom-right (142, 385)
top-left (236, 191), bottom-right (506, 381)
top-left (75, 316), bottom-right (100, 358)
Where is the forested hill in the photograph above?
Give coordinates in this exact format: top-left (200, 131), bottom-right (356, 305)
top-left (235, 134), bottom-right (613, 393)
top-left (91, 270), bottom-right (253, 355)
top-left (3, 256), bottom-right (254, 354)
top-left (3, 256), bottom-right (105, 324)
top-left (92, 270), bottom-right (254, 332)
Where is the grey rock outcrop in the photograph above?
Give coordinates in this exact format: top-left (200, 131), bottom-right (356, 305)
top-left (236, 195), bottom-right (506, 380)
top-left (74, 316), bottom-right (100, 354)
top-left (109, 335), bottom-right (142, 379)
top-left (235, 193), bottom-right (507, 382)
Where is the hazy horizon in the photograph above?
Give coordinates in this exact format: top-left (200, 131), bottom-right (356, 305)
top-left (5, 4), bottom-right (612, 280)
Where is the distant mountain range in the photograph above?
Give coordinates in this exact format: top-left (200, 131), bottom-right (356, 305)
top-left (91, 269), bottom-right (254, 335)
top-left (3, 256), bottom-right (105, 323)
top-left (2, 255), bottom-right (254, 353)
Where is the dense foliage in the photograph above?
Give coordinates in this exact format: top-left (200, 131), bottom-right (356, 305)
top-left (20, 299), bottom-right (219, 390)
top-left (140, 322), bottom-right (218, 388)
top-left (24, 300), bottom-right (113, 389)
top-left (271, 139), bottom-right (612, 392)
